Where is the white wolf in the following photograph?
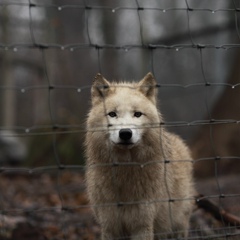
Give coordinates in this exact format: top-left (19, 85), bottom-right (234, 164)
top-left (85, 73), bottom-right (195, 240)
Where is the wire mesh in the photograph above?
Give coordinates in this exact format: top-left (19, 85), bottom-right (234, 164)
top-left (0, 0), bottom-right (240, 239)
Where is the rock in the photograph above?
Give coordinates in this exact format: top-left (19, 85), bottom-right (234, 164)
top-left (0, 131), bottom-right (27, 165)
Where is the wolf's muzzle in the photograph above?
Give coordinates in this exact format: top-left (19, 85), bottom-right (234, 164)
top-left (119, 128), bottom-right (132, 141)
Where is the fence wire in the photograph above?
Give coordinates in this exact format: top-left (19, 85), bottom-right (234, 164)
top-left (0, 1), bottom-right (240, 239)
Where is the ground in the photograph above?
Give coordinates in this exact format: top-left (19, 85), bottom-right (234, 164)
top-left (0, 170), bottom-right (240, 240)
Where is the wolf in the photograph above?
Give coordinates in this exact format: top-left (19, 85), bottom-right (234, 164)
top-left (85, 73), bottom-right (195, 240)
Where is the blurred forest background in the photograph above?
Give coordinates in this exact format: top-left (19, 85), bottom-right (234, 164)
top-left (1, 0), bottom-right (240, 174)
top-left (1, 0), bottom-right (240, 239)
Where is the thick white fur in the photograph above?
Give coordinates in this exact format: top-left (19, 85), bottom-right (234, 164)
top-left (85, 73), bottom-right (195, 240)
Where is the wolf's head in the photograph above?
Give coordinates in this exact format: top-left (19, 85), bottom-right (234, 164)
top-left (87, 73), bottom-right (161, 150)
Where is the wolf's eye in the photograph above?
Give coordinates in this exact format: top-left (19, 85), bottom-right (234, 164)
top-left (108, 111), bottom-right (117, 118)
top-left (134, 112), bottom-right (143, 118)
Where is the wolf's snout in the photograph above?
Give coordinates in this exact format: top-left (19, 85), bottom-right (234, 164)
top-left (119, 128), bottom-right (132, 141)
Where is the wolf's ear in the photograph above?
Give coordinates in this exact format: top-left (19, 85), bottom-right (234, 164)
top-left (91, 73), bottom-right (110, 103)
top-left (138, 72), bottom-right (157, 104)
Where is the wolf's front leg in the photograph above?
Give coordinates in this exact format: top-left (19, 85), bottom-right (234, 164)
top-left (101, 232), bottom-right (114, 240)
top-left (100, 222), bottom-right (121, 240)
top-left (131, 226), bottom-right (154, 240)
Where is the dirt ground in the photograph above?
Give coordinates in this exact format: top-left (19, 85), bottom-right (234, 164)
top-left (0, 170), bottom-right (240, 240)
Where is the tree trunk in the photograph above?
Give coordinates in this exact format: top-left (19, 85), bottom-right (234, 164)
top-left (2, 7), bottom-right (15, 127)
top-left (191, 52), bottom-right (240, 178)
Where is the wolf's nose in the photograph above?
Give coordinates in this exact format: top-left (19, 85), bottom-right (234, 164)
top-left (119, 128), bottom-right (132, 141)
